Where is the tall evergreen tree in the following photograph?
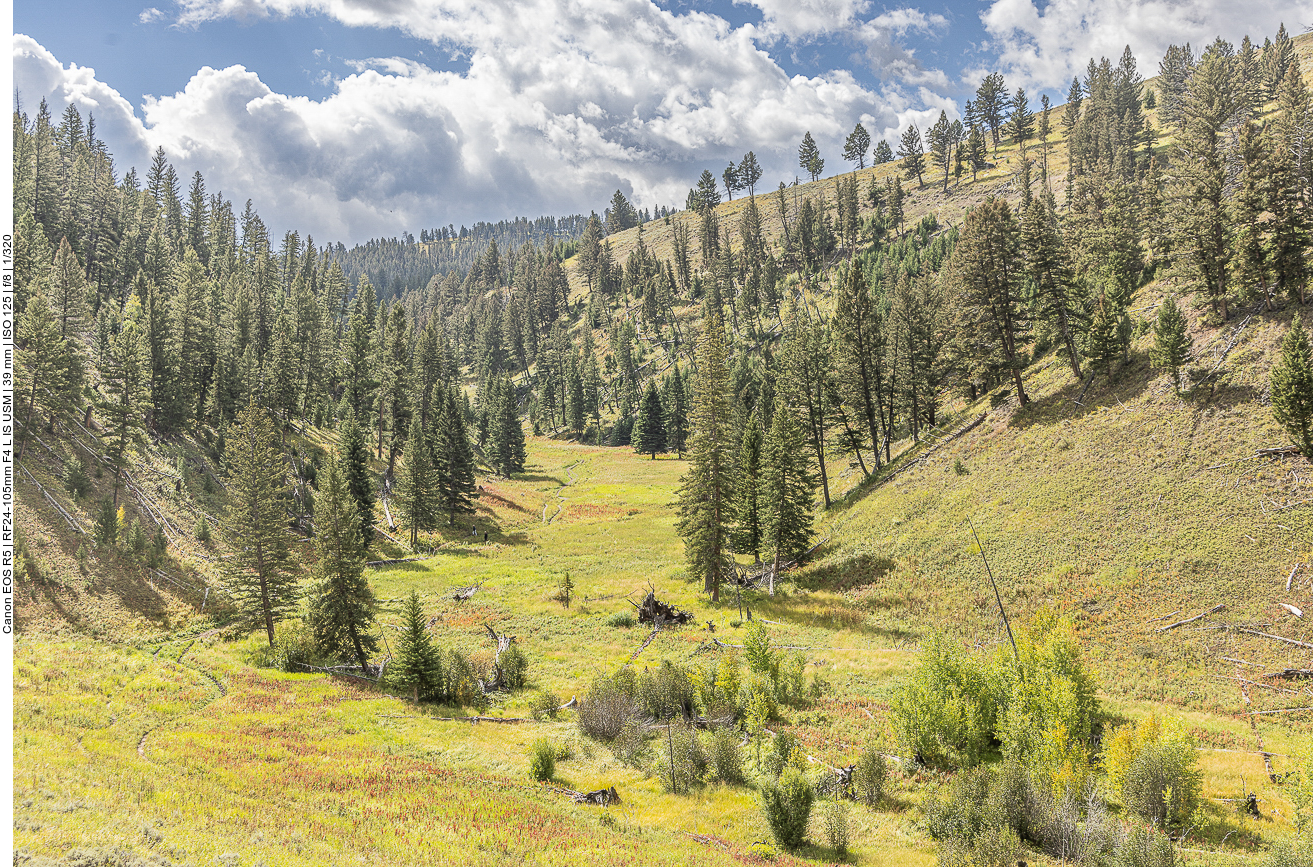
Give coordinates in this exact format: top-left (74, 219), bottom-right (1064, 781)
top-left (340, 410), bottom-right (376, 546)
top-left (738, 151), bottom-right (764, 198)
top-left (393, 590), bottom-right (444, 702)
top-left (951, 197), bottom-right (1030, 404)
top-left (97, 297), bottom-right (150, 504)
top-left (675, 307), bottom-right (735, 602)
top-left (898, 125), bottom-right (926, 187)
top-left (490, 375), bottom-right (527, 476)
top-left (395, 413), bottom-right (439, 547)
top-left (730, 411), bottom-right (764, 563)
top-left (975, 72), bottom-right (1009, 151)
top-left (433, 386), bottom-right (478, 525)
top-left (225, 400), bottom-right (298, 645)
top-left (1008, 88), bottom-right (1035, 148)
top-left (662, 364), bottom-right (690, 458)
top-left (634, 379), bottom-right (665, 459)
top-left (1272, 317), bottom-right (1313, 459)
top-left (927, 111), bottom-right (954, 191)
top-left (15, 285), bottom-right (81, 465)
top-left (1150, 296), bottom-right (1192, 394)
top-left (760, 396), bottom-right (817, 594)
top-left (874, 140), bottom-right (894, 164)
top-left (843, 123), bottom-right (871, 170)
top-left (307, 453), bottom-right (378, 671)
top-left (799, 132), bottom-right (824, 181)
top-left (1021, 200), bottom-right (1084, 379)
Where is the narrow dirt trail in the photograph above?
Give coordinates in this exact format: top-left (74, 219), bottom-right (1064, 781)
top-left (542, 459), bottom-right (584, 525)
top-left (136, 637), bottom-right (228, 761)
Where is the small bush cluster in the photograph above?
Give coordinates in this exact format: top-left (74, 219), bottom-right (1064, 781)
top-left (528, 738), bottom-right (555, 782)
top-left (760, 767), bottom-right (814, 850)
top-left (245, 621), bottom-right (331, 672)
top-left (654, 721), bottom-right (708, 794)
top-left (852, 746), bottom-right (888, 806)
top-left (605, 611), bottom-right (636, 628)
top-left (530, 690), bottom-right (561, 720)
top-left (889, 610), bottom-right (1098, 779)
top-left (1103, 715), bottom-right (1201, 828)
top-left (578, 670), bottom-right (638, 741)
top-left (63, 458), bottom-right (91, 499)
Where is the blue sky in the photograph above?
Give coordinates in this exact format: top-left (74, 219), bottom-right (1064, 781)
top-left (14, 0), bottom-right (1310, 243)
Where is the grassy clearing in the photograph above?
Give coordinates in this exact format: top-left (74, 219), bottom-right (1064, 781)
top-left (18, 415), bottom-right (1309, 864)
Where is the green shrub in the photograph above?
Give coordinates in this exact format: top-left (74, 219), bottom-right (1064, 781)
top-left (578, 673), bottom-right (636, 741)
top-left (762, 730), bottom-right (804, 779)
top-left (246, 621), bottom-right (328, 672)
top-left (888, 633), bottom-right (1004, 769)
top-left (638, 659), bottom-right (695, 721)
top-left (1111, 825), bottom-right (1175, 867)
top-left (705, 726), bottom-right (744, 784)
top-left (528, 738), bottom-right (555, 782)
top-left (499, 642), bottom-right (528, 690)
top-left (1104, 715), bottom-right (1200, 828)
top-left (654, 721), bottom-right (707, 794)
top-left (891, 611), bottom-right (1098, 775)
top-left (611, 718), bottom-right (649, 768)
top-left (1262, 841), bottom-right (1313, 867)
top-left (760, 767), bottom-right (814, 850)
top-left (605, 611), bottom-right (636, 628)
top-left (446, 649), bottom-right (484, 708)
top-left (852, 746), bottom-right (888, 806)
top-left (692, 652), bottom-right (741, 721)
top-left (194, 517), bottom-right (211, 543)
top-left (94, 499), bottom-right (122, 546)
top-left (64, 458), bottom-right (91, 499)
top-left (819, 798), bottom-right (850, 854)
top-left (529, 690), bottom-right (560, 720)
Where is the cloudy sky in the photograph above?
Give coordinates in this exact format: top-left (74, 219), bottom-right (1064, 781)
top-left (13, 0), bottom-right (1311, 244)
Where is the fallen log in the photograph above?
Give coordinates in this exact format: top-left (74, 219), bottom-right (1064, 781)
top-left (546, 785), bottom-right (621, 806)
top-left (1286, 564), bottom-right (1303, 592)
top-left (451, 582), bottom-right (482, 601)
top-left (431, 716), bottom-right (532, 724)
top-left (1262, 669), bottom-right (1313, 680)
top-left (365, 555), bottom-right (432, 568)
top-left (622, 627), bottom-right (661, 668)
top-left (1233, 627), bottom-right (1313, 650)
top-left (1156, 604), bottom-right (1225, 632)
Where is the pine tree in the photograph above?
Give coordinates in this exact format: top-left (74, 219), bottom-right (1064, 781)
top-left (951, 197), bottom-right (1030, 404)
top-left (799, 132), bottom-right (824, 181)
top-left (1166, 39), bottom-right (1236, 321)
top-left (897, 125), bottom-right (925, 187)
top-left (662, 365), bottom-right (690, 458)
top-left (434, 386), bottom-right (478, 525)
top-left (739, 151), bottom-right (764, 197)
top-left (634, 380), bottom-right (665, 459)
top-left (927, 111), bottom-right (954, 191)
top-left (1008, 89), bottom-right (1035, 151)
top-left (15, 285), bottom-right (81, 465)
top-left (760, 396), bottom-right (817, 594)
top-left (675, 307), bottom-right (735, 602)
top-left (1085, 295), bottom-right (1122, 379)
top-left (395, 413), bottom-right (439, 547)
top-left (1273, 317), bottom-right (1313, 458)
top-left (98, 296), bottom-right (150, 504)
top-left (225, 400), bottom-right (298, 645)
top-left (393, 590), bottom-right (444, 702)
top-left (696, 170), bottom-right (722, 211)
top-left (1021, 200), bottom-right (1084, 379)
top-left (1150, 296), bottom-right (1192, 394)
top-left (730, 411), bottom-right (764, 563)
top-left (340, 410), bottom-right (376, 546)
top-left (976, 72), bottom-right (1008, 151)
top-left (874, 140), bottom-right (894, 164)
top-left (491, 375), bottom-right (527, 476)
top-left (843, 123), bottom-right (871, 170)
top-left (307, 453), bottom-right (378, 671)
top-left (834, 259), bottom-right (887, 469)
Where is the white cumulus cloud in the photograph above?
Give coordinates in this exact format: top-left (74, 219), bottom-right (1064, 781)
top-left (14, 0), bottom-right (958, 241)
top-left (980, 0), bottom-right (1313, 92)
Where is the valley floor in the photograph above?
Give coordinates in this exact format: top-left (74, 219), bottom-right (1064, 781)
top-left (14, 430), bottom-right (1311, 865)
